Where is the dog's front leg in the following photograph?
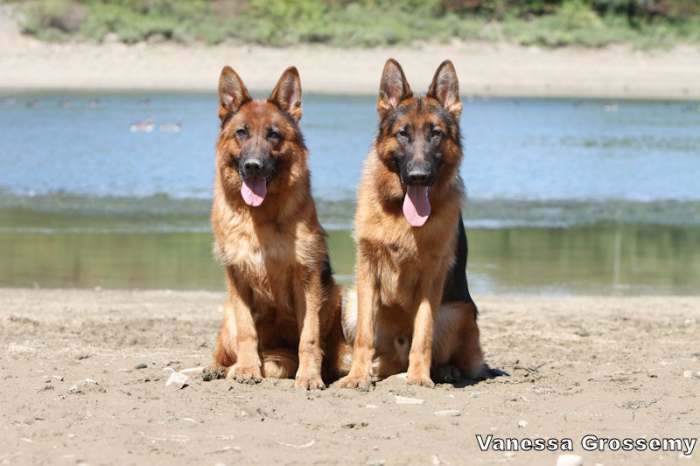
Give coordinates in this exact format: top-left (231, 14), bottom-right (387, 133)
top-left (407, 272), bottom-right (445, 387)
top-left (336, 255), bottom-right (377, 391)
top-left (225, 267), bottom-right (262, 384)
top-left (294, 270), bottom-right (325, 390)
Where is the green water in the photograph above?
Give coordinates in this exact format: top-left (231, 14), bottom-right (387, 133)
top-left (2, 207), bottom-right (698, 295)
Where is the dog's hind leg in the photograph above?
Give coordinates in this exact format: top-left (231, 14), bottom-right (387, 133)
top-left (451, 300), bottom-right (487, 379)
top-left (433, 301), bottom-right (486, 381)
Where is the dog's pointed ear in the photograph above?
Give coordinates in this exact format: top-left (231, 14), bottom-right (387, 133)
top-left (219, 66), bottom-right (251, 121)
top-left (269, 66), bottom-right (302, 122)
top-left (427, 60), bottom-right (461, 119)
top-left (377, 58), bottom-right (412, 118)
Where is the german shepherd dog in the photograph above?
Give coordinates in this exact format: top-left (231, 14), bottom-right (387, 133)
top-left (205, 66), bottom-right (345, 389)
top-left (337, 59), bottom-right (486, 389)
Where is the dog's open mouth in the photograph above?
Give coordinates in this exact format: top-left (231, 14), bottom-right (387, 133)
top-left (241, 177), bottom-right (267, 207)
top-left (402, 185), bottom-right (431, 227)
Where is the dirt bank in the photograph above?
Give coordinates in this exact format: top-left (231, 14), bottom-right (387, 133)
top-left (1, 6), bottom-right (699, 99)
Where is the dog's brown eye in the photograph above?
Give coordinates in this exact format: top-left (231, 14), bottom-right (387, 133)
top-left (235, 127), bottom-right (248, 139)
top-left (267, 129), bottom-right (281, 140)
top-left (430, 128), bottom-right (443, 140)
top-left (397, 127), bottom-right (409, 139)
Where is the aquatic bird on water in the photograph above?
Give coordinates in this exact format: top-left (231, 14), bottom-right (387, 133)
top-left (129, 118), bottom-right (155, 133)
top-left (159, 122), bottom-right (182, 133)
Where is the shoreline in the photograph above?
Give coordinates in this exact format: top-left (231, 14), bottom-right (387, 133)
top-left (2, 34), bottom-right (700, 99)
top-left (4, 83), bottom-right (700, 102)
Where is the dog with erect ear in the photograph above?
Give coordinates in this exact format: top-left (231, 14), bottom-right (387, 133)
top-left (337, 59), bottom-right (490, 390)
top-left (203, 66), bottom-right (349, 389)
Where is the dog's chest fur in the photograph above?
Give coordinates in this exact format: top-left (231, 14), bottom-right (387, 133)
top-left (213, 207), bottom-right (300, 312)
top-left (363, 218), bottom-right (454, 310)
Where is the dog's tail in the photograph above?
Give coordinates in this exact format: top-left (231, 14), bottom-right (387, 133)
top-left (322, 284), bottom-right (353, 382)
top-left (261, 348), bottom-right (298, 379)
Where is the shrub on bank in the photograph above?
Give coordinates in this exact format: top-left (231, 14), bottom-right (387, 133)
top-left (7, 0), bottom-right (700, 47)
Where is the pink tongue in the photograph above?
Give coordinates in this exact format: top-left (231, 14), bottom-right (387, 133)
top-left (240, 177), bottom-right (267, 207)
top-left (403, 185), bottom-right (431, 227)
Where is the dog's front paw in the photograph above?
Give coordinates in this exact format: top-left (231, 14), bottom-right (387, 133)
top-left (228, 364), bottom-right (262, 384)
top-left (407, 372), bottom-right (435, 388)
top-left (336, 374), bottom-right (372, 391)
top-left (202, 366), bottom-right (227, 382)
top-left (294, 372), bottom-right (326, 390)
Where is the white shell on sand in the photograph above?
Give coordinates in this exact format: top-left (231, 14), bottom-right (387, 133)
top-left (165, 371), bottom-right (189, 389)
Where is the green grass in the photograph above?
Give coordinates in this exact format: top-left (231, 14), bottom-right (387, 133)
top-left (8, 0), bottom-right (700, 48)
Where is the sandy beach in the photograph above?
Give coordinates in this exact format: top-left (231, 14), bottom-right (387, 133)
top-left (1, 288), bottom-right (698, 465)
top-left (1, 2), bottom-right (700, 463)
top-left (1, 6), bottom-right (700, 99)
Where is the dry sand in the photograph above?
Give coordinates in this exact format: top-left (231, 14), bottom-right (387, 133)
top-left (1, 6), bottom-right (700, 99)
top-left (1, 288), bottom-right (698, 465)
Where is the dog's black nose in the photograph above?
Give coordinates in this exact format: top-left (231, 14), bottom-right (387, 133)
top-left (406, 169), bottom-right (431, 185)
top-left (242, 159), bottom-right (262, 175)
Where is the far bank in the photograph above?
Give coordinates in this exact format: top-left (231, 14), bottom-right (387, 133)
top-left (1, 35), bottom-right (699, 99)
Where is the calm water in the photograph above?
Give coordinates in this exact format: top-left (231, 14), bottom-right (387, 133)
top-left (1, 92), bottom-right (699, 294)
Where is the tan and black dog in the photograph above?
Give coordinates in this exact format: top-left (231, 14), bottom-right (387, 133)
top-left (338, 59), bottom-right (487, 389)
top-left (205, 66), bottom-right (347, 389)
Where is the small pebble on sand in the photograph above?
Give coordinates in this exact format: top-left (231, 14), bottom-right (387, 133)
top-left (395, 396), bottom-right (424, 405)
top-left (8, 343), bottom-right (36, 354)
top-left (556, 454), bottom-right (583, 466)
top-left (683, 370), bottom-right (693, 378)
top-left (517, 420), bottom-right (528, 428)
top-left (434, 409), bottom-right (461, 417)
top-left (68, 379), bottom-right (103, 395)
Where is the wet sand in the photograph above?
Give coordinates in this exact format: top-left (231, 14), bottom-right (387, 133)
top-left (1, 288), bottom-right (698, 465)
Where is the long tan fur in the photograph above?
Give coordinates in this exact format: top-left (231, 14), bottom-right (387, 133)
top-left (338, 59), bottom-right (485, 389)
top-left (207, 66), bottom-right (348, 389)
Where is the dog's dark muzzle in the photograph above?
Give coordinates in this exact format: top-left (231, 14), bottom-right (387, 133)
top-left (239, 154), bottom-right (276, 181)
top-left (401, 160), bottom-right (435, 187)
